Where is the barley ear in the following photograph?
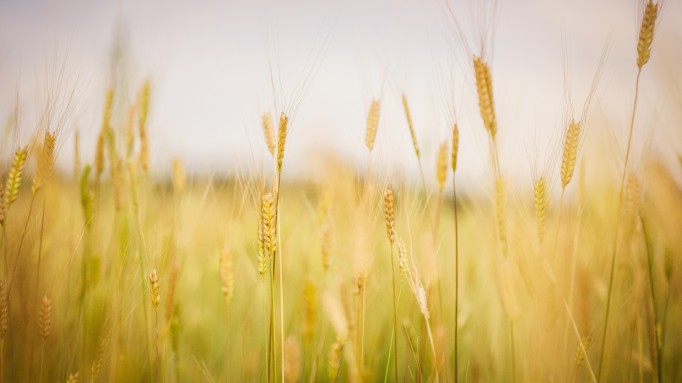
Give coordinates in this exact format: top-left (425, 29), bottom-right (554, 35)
top-left (262, 112), bottom-right (276, 156)
top-left (2, 146), bottom-right (29, 224)
top-left (149, 268), bottom-right (160, 310)
top-left (401, 94), bottom-right (420, 158)
top-left (39, 295), bottom-right (52, 340)
top-left (534, 177), bottom-right (547, 243)
top-left (219, 249), bottom-right (234, 305)
top-left (277, 113), bottom-right (289, 174)
top-left (473, 57), bottom-right (497, 138)
top-left (383, 188), bottom-right (395, 245)
top-left (637, 1), bottom-right (659, 69)
top-left (0, 280), bottom-right (8, 340)
top-left (451, 123), bottom-right (460, 172)
top-left (436, 141), bottom-right (448, 193)
top-left (32, 130), bottom-right (57, 195)
top-left (365, 99), bottom-right (380, 151)
top-left (560, 120), bottom-right (580, 189)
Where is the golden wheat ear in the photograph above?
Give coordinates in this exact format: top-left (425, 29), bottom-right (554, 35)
top-left (637, 1), bottom-right (659, 69)
top-left (473, 57), bottom-right (497, 139)
top-left (560, 120), bottom-right (580, 190)
top-left (262, 112), bottom-right (276, 156)
top-left (365, 99), bottom-right (380, 152)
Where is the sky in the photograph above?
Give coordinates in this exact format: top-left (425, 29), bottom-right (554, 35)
top-left (0, 0), bottom-right (680, 192)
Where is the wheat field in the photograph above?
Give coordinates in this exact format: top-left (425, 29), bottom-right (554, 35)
top-left (1, 0), bottom-right (681, 382)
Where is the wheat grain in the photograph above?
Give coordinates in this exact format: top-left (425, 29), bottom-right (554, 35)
top-left (149, 268), bottom-right (160, 310)
top-left (365, 99), bottom-right (380, 152)
top-left (384, 188), bottom-right (395, 245)
top-left (39, 295), bottom-right (52, 340)
top-left (436, 141), bottom-right (448, 193)
top-left (2, 146), bottom-right (28, 223)
top-left (0, 280), bottom-right (7, 340)
top-left (32, 130), bottom-right (57, 195)
top-left (277, 113), bottom-right (288, 174)
top-left (401, 94), bottom-right (420, 158)
top-left (560, 120), bottom-right (580, 189)
top-left (220, 249), bottom-right (234, 305)
top-left (473, 57), bottom-right (497, 138)
top-left (637, 1), bottom-right (659, 69)
top-left (534, 177), bottom-right (547, 243)
top-left (262, 112), bottom-right (276, 156)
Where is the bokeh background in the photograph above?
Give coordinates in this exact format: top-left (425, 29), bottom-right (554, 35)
top-left (1, 0), bottom-right (681, 188)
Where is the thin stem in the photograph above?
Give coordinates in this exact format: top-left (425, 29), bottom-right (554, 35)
top-left (389, 243), bottom-right (399, 383)
top-left (598, 67), bottom-right (643, 383)
top-left (640, 214), bottom-right (661, 382)
top-left (453, 176), bottom-right (460, 383)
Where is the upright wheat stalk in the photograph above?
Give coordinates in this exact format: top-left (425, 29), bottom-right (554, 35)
top-left (383, 188), bottom-right (398, 383)
top-left (598, 3), bottom-right (659, 381)
top-left (451, 124), bottom-right (460, 383)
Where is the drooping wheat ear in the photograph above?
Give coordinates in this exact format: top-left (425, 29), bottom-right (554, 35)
top-left (383, 188), bottom-right (396, 244)
top-left (284, 336), bottom-right (301, 383)
top-left (138, 80), bottom-right (151, 173)
top-left (495, 177), bottom-right (508, 256)
top-left (165, 261), bottom-right (180, 322)
top-left (79, 165), bottom-right (94, 227)
top-left (534, 176), bottom-right (547, 243)
top-left (126, 104), bottom-right (136, 159)
top-left (172, 158), bottom-right (186, 194)
top-left (276, 113), bottom-right (289, 174)
top-left (149, 268), bottom-right (160, 311)
top-left (303, 276), bottom-right (317, 343)
top-left (365, 99), bottom-right (380, 151)
top-left (396, 237), bottom-right (408, 280)
top-left (2, 146), bottom-right (28, 224)
top-left (401, 94), bottom-right (420, 159)
top-left (127, 160), bottom-right (139, 215)
top-left (74, 130), bottom-right (80, 182)
top-left (90, 336), bottom-right (106, 382)
top-left (261, 192), bottom-right (276, 260)
top-left (262, 112), bottom-right (276, 156)
top-left (66, 372), bottom-right (79, 383)
top-left (0, 280), bottom-right (8, 340)
top-left (451, 123), bottom-right (459, 172)
top-left (637, 1), bottom-right (659, 69)
top-left (327, 335), bottom-right (346, 380)
top-left (436, 140), bottom-right (448, 193)
top-left (574, 335), bottom-right (592, 369)
top-left (39, 295), bottom-right (52, 340)
top-left (320, 222), bottom-right (331, 272)
top-left (560, 120), bottom-right (581, 190)
top-left (473, 56), bottom-right (497, 139)
top-left (220, 249), bottom-right (234, 305)
top-left (32, 130), bottom-right (57, 195)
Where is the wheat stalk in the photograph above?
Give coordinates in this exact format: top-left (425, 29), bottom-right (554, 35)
top-left (383, 187), bottom-right (398, 382)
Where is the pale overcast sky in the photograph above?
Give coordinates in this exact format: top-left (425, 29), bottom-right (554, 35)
top-left (1, 0), bottom-right (680, 191)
